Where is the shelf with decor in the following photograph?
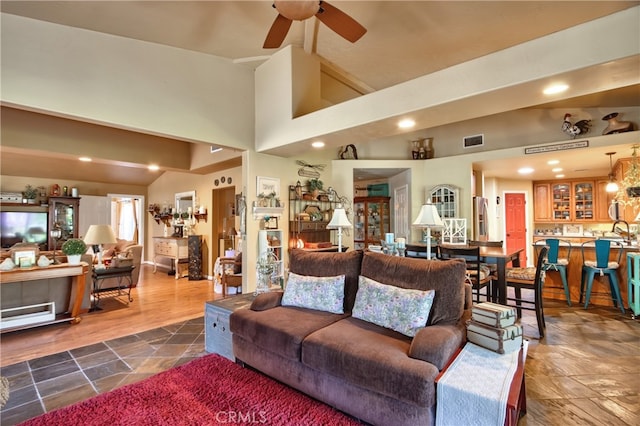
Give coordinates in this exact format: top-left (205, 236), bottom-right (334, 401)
top-left (288, 183), bottom-right (343, 250)
top-left (258, 229), bottom-right (284, 289)
top-left (353, 196), bottom-right (391, 249)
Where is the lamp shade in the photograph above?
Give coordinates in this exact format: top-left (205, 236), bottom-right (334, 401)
top-left (606, 180), bottom-right (619, 193)
top-left (412, 204), bottom-right (443, 227)
top-left (327, 208), bottom-right (352, 229)
top-left (84, 224), bottom-right (117, 245)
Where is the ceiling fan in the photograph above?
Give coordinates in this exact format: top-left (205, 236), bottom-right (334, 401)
top-left (263, 1), bottom-right (367, 49)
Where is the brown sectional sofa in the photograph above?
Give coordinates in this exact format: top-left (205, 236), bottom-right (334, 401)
top-left (230, 249), bottom-right (471, 426)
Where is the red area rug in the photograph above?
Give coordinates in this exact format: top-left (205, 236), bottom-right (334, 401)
top-left (20, 354), bottom-right (361, 425)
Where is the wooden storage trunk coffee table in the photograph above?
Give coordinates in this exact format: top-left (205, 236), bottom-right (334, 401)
top-left (205, 293), bottom-right (255, 360)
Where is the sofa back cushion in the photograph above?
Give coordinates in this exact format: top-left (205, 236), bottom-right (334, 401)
top-left (353, 276), bottom-right (435, 337)
top-left (288, 249), bottom-right (363, 313)
top-left (360, 251), bottom-right (466, 326)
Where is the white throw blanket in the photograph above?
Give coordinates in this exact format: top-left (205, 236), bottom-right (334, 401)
top-left (436, 341), bottom-right (527, 426)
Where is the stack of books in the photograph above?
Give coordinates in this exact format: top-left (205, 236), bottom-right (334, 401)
top-left (466, 302), bottom-right (523, 354)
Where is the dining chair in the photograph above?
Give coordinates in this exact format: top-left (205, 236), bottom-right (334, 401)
top-left (580, 239), bottom-right (625, 314)
top-left (505, 246), bottom-right (548, 338)
top-left (469, 240), bottom-right (504, 248)
top-left (536, 238), bottom-right (572, 306)
top-left (438, 245), bottom-right (492, 303)
top-left (468, 240), bottom-right (504, 277)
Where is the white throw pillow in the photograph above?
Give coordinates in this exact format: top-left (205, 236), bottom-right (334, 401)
top-left (353, 276), bottom-right (435, 337)
top-left (281, 272), bottom-right (346, 314)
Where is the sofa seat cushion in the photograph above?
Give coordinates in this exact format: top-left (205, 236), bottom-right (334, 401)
top-left (302, 317), bottom-right (440, 407)
top-left (229, 306), bottom-right (348, 361)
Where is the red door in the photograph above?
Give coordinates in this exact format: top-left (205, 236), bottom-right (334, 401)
top-left (505, 193), bottom-right (527, 266)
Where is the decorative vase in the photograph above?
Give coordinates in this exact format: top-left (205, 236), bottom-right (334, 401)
top-left (255, 271), bottom-right (272, 295)
top-left (602, 112), bottom-right (634, 135)
top-left (67, 254), bottom-right (82, 265)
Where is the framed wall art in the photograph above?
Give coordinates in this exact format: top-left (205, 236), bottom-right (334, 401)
top-left (264, 216), bottom-right (278, 230)
top-left (257, 176), bottom-right (280, 198)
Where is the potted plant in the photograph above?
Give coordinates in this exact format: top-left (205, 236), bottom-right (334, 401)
top-left (23, 185), bottom-right (38, 204)
top-left (61, 238), bottom-right (87, 265)
top-left (307, 178), bottom-right (323, 199)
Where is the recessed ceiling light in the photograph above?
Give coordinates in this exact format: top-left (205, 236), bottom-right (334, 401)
top-left (518, 167), bottom-right (534, 174)
top-left (552, 167), bottom-right (563, 172)
top-left (398, 119), bottom-right (415, 129)
top-left (79, 157), bottom-right (92, 162)
top-left (311, 141), bottom-right (325, 148)
top-left (543, 84), bottom-right (569, 95)
top-left (556, 174), bottom-right (565, 178)
top-left (547, 160), bottom-right (559, 165)
top-left (148, 164), bottom-right (160, 171)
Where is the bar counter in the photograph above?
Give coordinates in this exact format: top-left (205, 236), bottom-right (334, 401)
top-left (533, 239), bottom-right (637, 309)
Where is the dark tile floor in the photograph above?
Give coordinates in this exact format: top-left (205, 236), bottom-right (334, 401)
top-left (0, 317), bottom-right (206, 426)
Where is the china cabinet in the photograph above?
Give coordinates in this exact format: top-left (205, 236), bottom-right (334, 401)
top-left (48, 196), bottom-right (80, 249)
top-left (353, 196), bottom-right (391, 249)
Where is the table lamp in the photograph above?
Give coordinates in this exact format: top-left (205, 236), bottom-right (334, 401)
top-left (412, 204), bottom-right (443, 259)
top-left (327, 206), bottom-right (352, 252)
top-left (84, 224), bottom-right (117, 269)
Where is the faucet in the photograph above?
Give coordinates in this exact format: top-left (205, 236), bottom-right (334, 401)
top-left (611, 220), bottom-right (631, 244)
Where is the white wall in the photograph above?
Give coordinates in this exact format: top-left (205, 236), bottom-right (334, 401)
top-left (1, 13), bottom-right (255, 149)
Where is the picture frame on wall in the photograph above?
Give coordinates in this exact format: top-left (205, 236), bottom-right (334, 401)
top-left (264, 216), bottom-right (278, 230)
top-left (257, 176), bottom-right (280, 198)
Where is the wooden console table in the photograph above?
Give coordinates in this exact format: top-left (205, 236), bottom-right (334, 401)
top-left (0, 262), bottom-right (88, 332)
top-left (153, 237), bottom-right (188, 279)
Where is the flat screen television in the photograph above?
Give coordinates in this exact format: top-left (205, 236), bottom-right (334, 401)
top-left (0, 211), bottom-right (48, 249)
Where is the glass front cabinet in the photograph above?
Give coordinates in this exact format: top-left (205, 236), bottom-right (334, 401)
top-left (428, 185), bottom-right (459, 219)
top-left (573, 182), bottom-right (594, 221)
top-left (354, 196), bottom-right (391, 249)
top-left (48, 196), bottom-right (80, 249)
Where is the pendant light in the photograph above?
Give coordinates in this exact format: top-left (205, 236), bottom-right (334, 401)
top-left (605, 152), bottom-right (619, 193)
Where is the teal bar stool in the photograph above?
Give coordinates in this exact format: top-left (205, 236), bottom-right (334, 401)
top-left (580, 239), bottom-right (625, 314)
top-left (626, 252), bottom-right (640, 319)
top-left (540, 239), bottom-right (572, 306)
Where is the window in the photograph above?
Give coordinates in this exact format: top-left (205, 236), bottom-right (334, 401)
top-left (428, 185), bottom-right (460, 219)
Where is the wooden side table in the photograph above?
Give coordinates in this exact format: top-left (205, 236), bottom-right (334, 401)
top-left (435, 342), bottom-right (528, 426)
top-left (205, 293), bottom-right (255, 360)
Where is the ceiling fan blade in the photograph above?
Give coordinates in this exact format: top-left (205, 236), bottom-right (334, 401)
top-left (315, 1), bottom-right (366, 43)
top-left (263, 14), bottom-right (293, 48)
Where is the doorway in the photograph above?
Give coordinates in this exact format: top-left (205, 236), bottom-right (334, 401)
top-left (212, 187), bottom-right (237, 261)
top-left (109, 194), bottom-right (145, 245)
top-left (504, 192), bottom-right (527, 266)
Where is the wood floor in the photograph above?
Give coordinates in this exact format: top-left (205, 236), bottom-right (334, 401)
top-left (0, 263), bottom-right (220, 367)
top-left (1, 263), bottom-right (639, 425)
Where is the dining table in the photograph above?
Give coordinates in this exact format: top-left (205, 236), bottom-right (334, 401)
top-left (408, 243), bottom-right (524, 304)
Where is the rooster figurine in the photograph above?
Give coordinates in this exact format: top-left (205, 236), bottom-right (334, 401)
top-left (562, 113), bottom-right (591, 139)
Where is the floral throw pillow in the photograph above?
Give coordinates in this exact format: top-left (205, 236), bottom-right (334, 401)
top-left (352, 276), bottom-right (435, 337)
top-left (281, 272), bottom-right (346, 314)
